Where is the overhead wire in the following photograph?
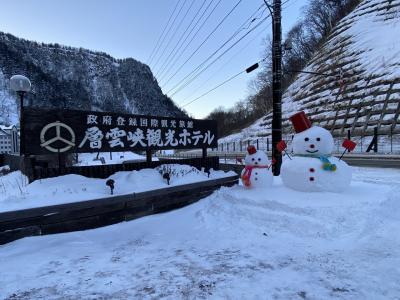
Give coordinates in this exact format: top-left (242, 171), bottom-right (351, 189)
top-left (152, 0), bottom-right (197, 71)
top-left (157, 0), bottom-right (222, 83)
top-left (161, 0), bottom-right (246, 88)
top-left (148, 0), bottom-right (186, 67)
top-left (178, 0), bottom-right (295, 108)
top-left (155, 0), bottom-right (208, 78)
top-left (181, 58), bottom-right (267, 108)
top-left (182, 22), bottom-right (271, 101)
top-left (163, 3), bottom-right (266, 95)
top-left (147, 0), bottom-right (182, 64)
top-left (168, 14), bottom-right (269, 97)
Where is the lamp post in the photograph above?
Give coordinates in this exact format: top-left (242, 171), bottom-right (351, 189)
top-left (264, 0), bottom-right (283, 175)
top-left (10, 75), bottom-right (31, 155)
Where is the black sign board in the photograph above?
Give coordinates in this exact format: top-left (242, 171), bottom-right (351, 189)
top-left (23, 108), bottom-right (218, 155)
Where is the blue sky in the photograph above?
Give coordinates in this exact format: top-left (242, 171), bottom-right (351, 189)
top-left (0, 0), bottom-right (307, 118)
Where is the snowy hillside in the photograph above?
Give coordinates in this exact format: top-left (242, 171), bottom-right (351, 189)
top-left (0, 32), bottom-right (185, 125)
top-left (221, 0), bottom-right (400, 144)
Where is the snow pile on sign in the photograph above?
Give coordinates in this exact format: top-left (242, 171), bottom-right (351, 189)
top-left (74, 151), bottom-right (157, 166)
top-left (220, 0), bottom-right (400, 145)
top-left (0, 164), bottom-right (235, 213)
top-left (0, 167), bottom-right (399, 299)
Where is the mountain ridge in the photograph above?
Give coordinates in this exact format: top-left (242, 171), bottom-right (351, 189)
top-left (0, 31), bottom-right (186, 125)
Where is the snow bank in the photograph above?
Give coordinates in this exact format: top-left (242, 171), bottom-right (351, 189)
top-left (0, 165), bottom-right (236, 213)
top-left (74, 151), bottom-right (159, 166)
top-left (0, 167), bottom-right (399, 299)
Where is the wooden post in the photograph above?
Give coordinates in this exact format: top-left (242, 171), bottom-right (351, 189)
top-left (58, 149), bottom-right (61, 175)
top-left (202, 147), bottom-right (207, 159)
top-left (240, 140), bottom-right (242, 151)
top-left (256, 139), bottom-right (259, 150)
top-left (146, 150), bottom-right (152, 163)
top-left (390, 127), bottom-right (393, 153)
top-left (366, 127), bottom-right (378, 153)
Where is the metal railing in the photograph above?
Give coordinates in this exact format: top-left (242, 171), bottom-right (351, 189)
top-left (215, 133), bottom-right (400, 155)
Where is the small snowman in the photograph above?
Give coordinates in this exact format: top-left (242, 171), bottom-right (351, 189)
top-left (241, 145), bottom-right (273, 188)
top-left (279, 111), bottom-right (354, 192)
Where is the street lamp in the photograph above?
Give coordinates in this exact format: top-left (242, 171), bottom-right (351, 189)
top-left (10, 75), bottom-right (31, 155)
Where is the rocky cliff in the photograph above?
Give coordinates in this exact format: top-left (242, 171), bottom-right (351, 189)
top-left (0, 32), bottom-right (185, 125)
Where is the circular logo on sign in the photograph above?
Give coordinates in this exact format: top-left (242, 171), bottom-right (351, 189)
top-left (40, 121), bottom-right (76, 153)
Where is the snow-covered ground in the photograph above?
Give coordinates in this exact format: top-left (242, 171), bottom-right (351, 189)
top-left (1, 167), bottom-right (399, 299)
top-left (74, 151), bottom-right (159, 166)
top-left (0, 165), bottom-right (235, 213)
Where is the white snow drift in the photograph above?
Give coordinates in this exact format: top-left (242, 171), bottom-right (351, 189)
top-left (0, 165), bottom-right (235, 213)
top-left (0, 167), bottom-right (399, 299)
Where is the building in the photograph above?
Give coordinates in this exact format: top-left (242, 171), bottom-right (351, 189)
top-left (0, 125), bottom-right (19, 154)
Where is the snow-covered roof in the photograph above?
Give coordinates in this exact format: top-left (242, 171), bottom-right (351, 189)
top-left (0, 124), bottom-right (17, 134)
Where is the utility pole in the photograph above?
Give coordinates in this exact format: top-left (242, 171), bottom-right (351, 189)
top-left (271, 0), bottom-right (283, 175)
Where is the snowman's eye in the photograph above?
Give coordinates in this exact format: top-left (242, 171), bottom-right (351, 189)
top-left (316, 137), bottom-right (321, 141)
top-left (258, 158), bottom-right (261, 161)
top-left (305, 137), bottom-right (309, 142)
top-left (252, 158), bottom-right (255, 161)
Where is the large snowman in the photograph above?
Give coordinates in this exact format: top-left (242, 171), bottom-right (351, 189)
top-left (281, 111), bottom-right (352, 192)
top-left (241, 145), bottom-right (273, 188)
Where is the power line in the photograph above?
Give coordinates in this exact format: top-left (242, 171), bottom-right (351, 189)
top-left (181, 58), bottom-right (265, 108)
top-left (157, 0), bottom-right (222, 83)
top-left (152, 0), bottom-right (197, 71)
top-left (182, 71), bottom-right (245, 108)
top-left (167, 0), bottom-right (292, 98)
top-left (182, 22), bottom-right (270, 101)
top-left (180, 0), bottom-right (295, 102)
top-left (177, 0), bottom-right (295, 108)
top-left (148, 0), bottom-right (186, 66)
top-left (147, 0), bottom-right (182, 64)
top-left (163, 4), bottom-right (266, 95)
top-left (169, 15), bottom-right (269, 97)
top-left (161, 0), bottom-right (247, 88)
top-left (155, 0), bottom-right (208, 78)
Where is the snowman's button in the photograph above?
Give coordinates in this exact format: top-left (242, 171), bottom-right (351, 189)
top-left (255, 178), bottom-right (258, 181)
top-left (255, 172), bottom-right (258, 175)
top-left (309, 177), bottom-right (315, 181)
top-left (309, 168), bottom-right (315, 173)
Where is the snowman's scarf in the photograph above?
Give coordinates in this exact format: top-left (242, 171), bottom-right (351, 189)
top-left (294, 154), bottom-right (337, 172)
top-left (241, 165), bottom-right (269, 187)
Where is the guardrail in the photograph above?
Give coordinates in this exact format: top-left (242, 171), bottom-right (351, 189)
top-left (216, 132), bottom-right (400, 154)
top-left (0, 175), bottom-right (239, 245)
top-left (159, 152), bottom-right (400, 169)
